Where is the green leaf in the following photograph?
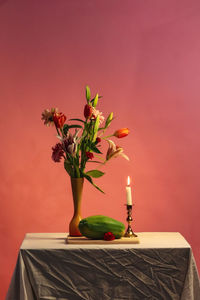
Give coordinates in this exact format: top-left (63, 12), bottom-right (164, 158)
top-left (93, 183), bottom-right (105, 193)
top-left (67, 125), bottom-right (83, 129)
top-left (93, 93), bottom-right (98, 107)
top-left (83, 173), bottom-right (105, 193)
top-left (87, 160), bottom-right (102, 164)
top-left (86, 86), bottom-right (91, 103)
top-left (90, 144), bottom-right (102, 154)
top-left (98, 127), bottom-right (105, 131)
top-left (63, 124), bottom-right (69, 135)
top-left (64, 160), bottom-right (73, 177)
top-left (86, 170), bottom-right (105, 178)
top-left (90, 95), bottom-right (103, 103)
top-left (69, 118), bottom-right (85, 123)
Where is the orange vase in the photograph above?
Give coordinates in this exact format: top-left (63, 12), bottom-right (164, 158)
top-left (69, 177), bottom-right (84, 236)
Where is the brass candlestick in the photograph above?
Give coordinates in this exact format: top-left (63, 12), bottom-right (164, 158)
top-left (124, 205), bottom-right (137, 237)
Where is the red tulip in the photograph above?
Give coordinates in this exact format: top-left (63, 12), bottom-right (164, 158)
top-left (53, 112), bottom-right (66, 128)
top-left (84, 104), bottom-right (93, 119)
top-left (113, 128), bottom-right (130, 138)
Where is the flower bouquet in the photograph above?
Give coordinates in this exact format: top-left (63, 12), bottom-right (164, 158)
top-left (41, 86), bottom-right (130, 235)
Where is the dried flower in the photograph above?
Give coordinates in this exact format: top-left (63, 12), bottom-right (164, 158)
top-left (53, 112), bottom-right (66, 128)
top-left (114, 128), bottom-right (130, 138)
top-left (86, 151), bottom-right (94, 160)
top-left (106, 140), bottom-right (129, 161)
top-left (52, 143), bottom-right (64, 162)
top-left (104, 232), bottom-right (115, 241)
top-left (41, 108), bottom-right (58, 126)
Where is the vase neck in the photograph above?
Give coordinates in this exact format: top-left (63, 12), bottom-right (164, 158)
top-left (70, 177), bottom-right (84, 215)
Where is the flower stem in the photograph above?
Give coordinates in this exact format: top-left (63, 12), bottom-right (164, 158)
top-left (73, 157), bottom-right (80, 177)
top-left (56, 127), bottom-right (60, 136)
top-left (101, 134), bottom-right (113, 139)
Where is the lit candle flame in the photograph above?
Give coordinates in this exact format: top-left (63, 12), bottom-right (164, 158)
top-left (127, 176), bottom-right (130, 186)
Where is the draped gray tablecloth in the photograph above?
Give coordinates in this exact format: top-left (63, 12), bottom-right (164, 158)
top-left (6, 232), bottom-right (200, 300)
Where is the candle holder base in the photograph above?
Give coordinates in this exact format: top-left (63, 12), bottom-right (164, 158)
top-left (124, 204), bottom-right (137, 238)
top-left (124, 228), bottom-right (138, 238)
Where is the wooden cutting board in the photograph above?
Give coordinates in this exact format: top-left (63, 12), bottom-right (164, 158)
top-left (66, 235), bottom-right (140, 244)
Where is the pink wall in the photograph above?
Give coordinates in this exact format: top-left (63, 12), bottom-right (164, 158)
top-left (1, 0), bottom-right (200, 298)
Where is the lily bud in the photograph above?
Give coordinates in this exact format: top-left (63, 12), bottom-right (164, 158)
top-left (113, 128), bottom-right (130, 138)
top-left (85, 85), bottom-right (91, 102)
top-left (105, 112), bottom-right (113, 128)
top-left (84, 104), bottom-right (93, 119)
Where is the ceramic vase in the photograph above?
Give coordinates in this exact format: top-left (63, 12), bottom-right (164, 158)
top-left (69, 177), bottom-right (84, 236)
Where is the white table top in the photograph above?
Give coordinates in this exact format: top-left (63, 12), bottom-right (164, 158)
top-left (21, 232), bottom-right (191, 250)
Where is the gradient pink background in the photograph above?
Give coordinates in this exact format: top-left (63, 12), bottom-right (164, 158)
top-left (1, 0), bottom-right (200, 298)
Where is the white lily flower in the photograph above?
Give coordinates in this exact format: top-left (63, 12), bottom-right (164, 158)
top-left (106, 140), bottom-right (129, 161)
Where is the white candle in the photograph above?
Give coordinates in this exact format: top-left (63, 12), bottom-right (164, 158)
top-left (126, 176), bottom-right (132, 205)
